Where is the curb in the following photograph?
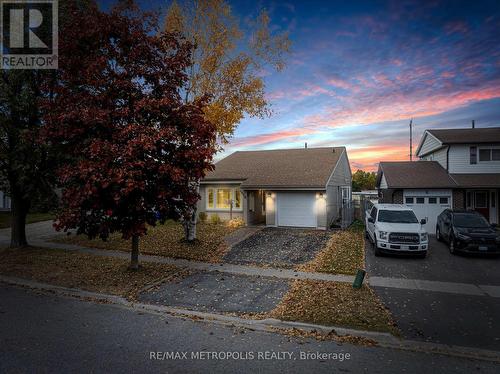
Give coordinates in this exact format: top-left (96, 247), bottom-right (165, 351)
top-left (1, 275), bottom-right (500, 363)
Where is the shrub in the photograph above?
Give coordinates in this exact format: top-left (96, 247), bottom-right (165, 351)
top-left (209, 214), bottom-right (222, 225)
top-left (227, 217), bottom-right (245, 229)
top-left (198, 211), bottom-right (207, 223)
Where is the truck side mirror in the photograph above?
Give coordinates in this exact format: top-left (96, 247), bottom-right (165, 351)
top-left (368, 217), bottom-right (374, 223)
top-left (420, 219), bottom-right (427, 225)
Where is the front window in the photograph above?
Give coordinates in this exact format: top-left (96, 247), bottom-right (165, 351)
top-left (216, 189), bottom-right (232, 209)
top-left (453, 213), bottom-right (489, 228)
top-left (378, 210), bottom-right (419, 223)
top-left (206, 187), bottom-right (243, 211)
top-left (207, 188), bottom-right (215, 209)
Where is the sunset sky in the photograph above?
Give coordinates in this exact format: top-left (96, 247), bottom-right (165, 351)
top-left (123, 0), bottom-right (500, 171)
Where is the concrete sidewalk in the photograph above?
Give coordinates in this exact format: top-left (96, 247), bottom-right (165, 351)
top-left (9, 237), bottom-right (500, 298)
top-left (2, 221), bottom-right (500, 298)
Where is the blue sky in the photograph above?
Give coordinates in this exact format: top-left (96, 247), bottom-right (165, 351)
top-left (101, 0), bottom-right (500, 170)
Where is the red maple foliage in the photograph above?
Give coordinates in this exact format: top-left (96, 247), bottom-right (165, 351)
top-left (42, 1), bottom-right (217, 269)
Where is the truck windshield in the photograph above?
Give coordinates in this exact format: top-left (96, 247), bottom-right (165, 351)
top-left (378, 210), bottom-right (418, 223)
top-left (453, 213), bottom-right (489, 228)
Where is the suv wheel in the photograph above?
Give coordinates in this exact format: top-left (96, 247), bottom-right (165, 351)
top-left (436, 226), bottom-right (442, 241)
top-left (449, 235), bottom-right (457, 255)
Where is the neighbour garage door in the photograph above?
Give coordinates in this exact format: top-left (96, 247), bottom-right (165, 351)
top-left (404, 190), bottom-right (452, 232)
top-left (277, 192), bottom-right (316, 228)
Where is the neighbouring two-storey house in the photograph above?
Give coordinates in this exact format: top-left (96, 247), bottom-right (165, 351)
top-left (377, 127), bottom-right (500, 231)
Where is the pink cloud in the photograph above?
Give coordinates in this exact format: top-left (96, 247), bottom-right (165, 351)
top-left (229, 127), bottom-right (319, 148)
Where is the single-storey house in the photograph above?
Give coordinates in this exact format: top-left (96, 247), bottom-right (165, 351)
top-left (198, 147), bottom-right (352, 229)
top-left (377, 127), bottom-right (500, 231)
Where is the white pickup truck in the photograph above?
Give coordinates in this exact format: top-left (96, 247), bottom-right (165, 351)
top-left (365, 203), bottom-right (429, 257)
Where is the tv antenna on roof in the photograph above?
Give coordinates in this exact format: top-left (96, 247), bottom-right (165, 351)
top-left (409, 118), bottom-right (413, 161)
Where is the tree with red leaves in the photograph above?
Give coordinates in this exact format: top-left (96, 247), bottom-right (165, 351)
top-left (42, 1), bottom-right (216, 269)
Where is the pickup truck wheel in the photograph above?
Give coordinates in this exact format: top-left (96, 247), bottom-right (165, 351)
top-left (374, 238), bottom-right (382, 256)
top-left (436, 227), bottom-right (442, 242)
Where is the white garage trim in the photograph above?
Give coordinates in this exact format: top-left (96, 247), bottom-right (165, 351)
top-left (276, 192), bottom-right (317, 228)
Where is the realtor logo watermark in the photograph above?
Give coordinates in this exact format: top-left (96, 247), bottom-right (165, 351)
top-left (0, 0), bottom-right (58, 69)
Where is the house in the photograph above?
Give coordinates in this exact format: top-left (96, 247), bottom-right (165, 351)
top-left (0, 190), bottom-right (11, 211)
top-left (198, 147), bottom-right (352, 229)
top-left (377, 127), bottom-right (500, 231)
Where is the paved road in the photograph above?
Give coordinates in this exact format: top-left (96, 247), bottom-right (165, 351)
top-left (365, 237), bottom-right (500, 350)
top-left (0, 285), bottom-right (498, 374)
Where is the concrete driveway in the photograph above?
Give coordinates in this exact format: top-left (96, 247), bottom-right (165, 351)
top-left (223, 227), bottom-right (331, 268)
top-left (365, 236), bottom-right (500, 285)
top-left (365, 236), bottom-right (500, 351)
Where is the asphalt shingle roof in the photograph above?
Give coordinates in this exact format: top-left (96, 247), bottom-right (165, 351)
top-left (450, 173), bottom-right (500, 188)
top-left (203, 147), bottom-right (345, 189)
top-left (428, 127), bottom-right (500, 144)
top-left (378, 161), bottom-right (457, 189)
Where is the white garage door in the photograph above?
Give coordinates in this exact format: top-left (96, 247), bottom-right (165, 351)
top-left (277, 192), bottom-right (316, 228)
top-left (404, 190), bottom-right (452, 232)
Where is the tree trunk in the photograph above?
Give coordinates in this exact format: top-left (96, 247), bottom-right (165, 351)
top-left (10, 192), bottom-right (29, 248)
top-left (184, 181), bottom-right (200, 242)
top-left (129, 235), bottom-right (140, 271)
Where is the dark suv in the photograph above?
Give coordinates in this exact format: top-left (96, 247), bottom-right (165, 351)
top-left (436, 210), bottom-right (500, 254)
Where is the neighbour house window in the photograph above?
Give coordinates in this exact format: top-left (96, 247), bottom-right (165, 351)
top-left (478, 148), bottom-right (500, 162)
top-left (439, 197), bottom-right (449, 204)
top-left (416, 197), bottom-right (425, 204)
top-left (405, 197), bottom-right (414, 204)
top-left (493, 149), bottom-right (500, 161)
top-left (479, 149), bottom-right (491, 162)
top-left (429, 197), bottom-right (437, 204)
top-left (470, 146), bottom-right (477, 164)
top-left (207, 187), bottom-right (243, 211)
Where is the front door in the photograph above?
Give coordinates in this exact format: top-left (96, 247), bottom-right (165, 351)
top-left (473, 191), bottom-right (489, 220)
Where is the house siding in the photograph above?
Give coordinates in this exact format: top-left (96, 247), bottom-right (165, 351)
top-left (418, 132), bottom-right (442, 156)
top-left (379, 174), bottom-right (388, 189)
top-left (326, 150), bottom-right (352, 227)
top-left (448, 144), bottom-right (500, 174)
top-left (432, 147), bottom-right (448, 169)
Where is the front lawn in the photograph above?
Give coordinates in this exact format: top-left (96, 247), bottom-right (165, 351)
top-left (298, 225), bottom-right (365, 275)
top-left (0, 247), bottom-right (186, 299)
top-left (52, 221), bottom-right (237, 263)
top-left (0, 211), bottom-right (55, 229)
top-left (268, 279), bottom-right (398, 335)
